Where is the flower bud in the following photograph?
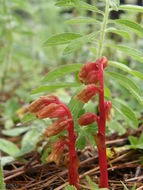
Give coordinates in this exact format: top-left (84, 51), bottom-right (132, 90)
top-left (36, 103), bottom-right (60, 119)
top-left (78, 112), bottom-right (98, 126)
top-left (79, 62), bottom-right (99, 84)
top-left (46, 139), bottom-right (66, 165)
top-left (29, 95), bottom-right (59, 113)
top-left (43, 118), bottom-right (72, 137)
top-left (77, 84), bottom-right (99, 103)
top-left (97, 56), bottom-right (108, 69)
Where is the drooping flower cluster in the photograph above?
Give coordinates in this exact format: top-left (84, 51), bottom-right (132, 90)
top-left (77, 57), bottom-right (112, 126)
top-left (77, 56), bottom-right (112, 188)
top-left (29, 95), bottom-right (79, 189)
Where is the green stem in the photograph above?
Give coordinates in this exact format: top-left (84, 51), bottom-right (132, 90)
top-left (97, 0), bottom-right (110, 58)
top-left (0, 157), bottom-right (5, 190)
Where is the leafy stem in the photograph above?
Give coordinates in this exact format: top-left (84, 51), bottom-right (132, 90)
top-left (97, 0), bottom-right (110, 58)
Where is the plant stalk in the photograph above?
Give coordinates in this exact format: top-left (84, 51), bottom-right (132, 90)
top-left (61, 104), bottom-right (79, 189)
top-left (96, 61), bottom-right (108, 188)
top-left (97, 0), bottom-right (110, 58)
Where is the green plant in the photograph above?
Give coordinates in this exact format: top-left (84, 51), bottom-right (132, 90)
top-left (1, 0), bottom-right (143, 189)
top-left (129, 133), bottom-right (143, 150)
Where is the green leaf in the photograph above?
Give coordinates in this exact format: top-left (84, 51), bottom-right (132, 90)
top-left (44, 33), bottom-right (82, 46)
top-left (119, 4), bottom-right (143, 13)
top-left (1, 156), bottom-right (15, 166)
top-left (107, 72), bottom-right (143, 105)
top-left (86, 176), bottom-right (108, 190)
top-left (128, 136), bottom-right (138, 147)
top-left (63, 32), bottom-right (96, 55)
top-left (22, 127), bottom-right (43, 148)
top-left (106, 28), bottom-right (130, 40)
top-left (110, 0), bottom-right (120, 11)
top-left (106, 71), bottom-right (141, 95)
top-left (111, 19), bottom-right (143, 38)
top-left (109, 121), bottom-right (126, 135)
top-left (0, 139), bottom-right (19, 156)
top-left (76, 132), bottom-right (86, 150)
top-left (42, 64), bottom-right (82, 82)
top-left (21, 113), bottom-right (36, 123)
top-left (86, 176), bottom-right (98, 189)
top-left (15, 126), bottom-right (44, 157)
top-left (2, 127), bottom-right (29, 137)
top-left (107, 44), bottom-right (143, 63)
top-left (108, 61), bottom-right (143, 80)
top-left (56, 0), bottom-right (104, 14)
top-left (104, 85), bottom-right (111, 98)
top-left (65, 185), bottom-right (76, 190)
top-left (112, 99), bottom-right (138, 129)
top-left (31, 82), bottom-right (80, 94)
top-left (65, 17), bottom-right (100, 24)
top-left (121, 181), bottom-right (129, 190)
top-left (68, 89), bottom-right (84, 119)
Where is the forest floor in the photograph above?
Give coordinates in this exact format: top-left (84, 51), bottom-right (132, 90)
top-left (3, 125), bottom-right (143, 190)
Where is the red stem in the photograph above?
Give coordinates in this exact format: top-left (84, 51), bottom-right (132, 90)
top-left (60, 104), bottom-right (79, 189)
top-left (97, 61), bottom-right (108, 188)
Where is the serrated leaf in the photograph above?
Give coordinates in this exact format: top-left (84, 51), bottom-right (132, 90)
top-left (106, 72), bottom-right (143, 105)
top-left (108, 61), bottom-right (143, 80)
top-left (42, 64), bottom-right (82, 82)
top-left (110, 0), bottom-right (120, 11)
top-left (56, 0), bottom-right (104, 14)
top-left (112, 99), bottom-right (138, 129)
top-left (65, 17), bottom-right (100, 24)
top-left (31, 82), bottom-right (80, 94)
top-left (0, 139), bottom-right (19, 156)
top-left (44, 33), bottom-right (82, 46)
top-left (2, 127), bottom-right (29, 137)
top-left (64, 32), bottom-right (96, 55)
top-left (111, 19), bottom-right (143, 38)
top-left (106, 28), bottom-right (130, 40)
top-left (107, 44), bottom-right (143, 63)
top-left (119, 4), bottom-right (143, 13)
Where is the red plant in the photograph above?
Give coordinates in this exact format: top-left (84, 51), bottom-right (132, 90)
top-left (29, 96), bottom-right (79, 189)
top-left (77, 56), bottom-right (112, 188)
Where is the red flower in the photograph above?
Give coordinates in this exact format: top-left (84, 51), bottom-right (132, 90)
top-left (29, 95), bottom-right (59, 113)
top-left (78, 56), bottom-right (108, 85)
top-left (36, 103), bottom-right (67, 119)
top-left (46, 139), bottom-right (67, 165)
top-left (78, 112), bottom-right (98, 126)
top-left (79, 62), bottom-right (99, 84)
top-left (97, 56), bottom-right (108, 69)
top-left (43, 118), bottom-right (72, 137)
top-left (77, 84), bottom-right (99, 103)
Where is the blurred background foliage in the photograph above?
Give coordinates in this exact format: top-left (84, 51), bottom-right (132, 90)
top-left (0, 0), bottom-right (143, 165)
